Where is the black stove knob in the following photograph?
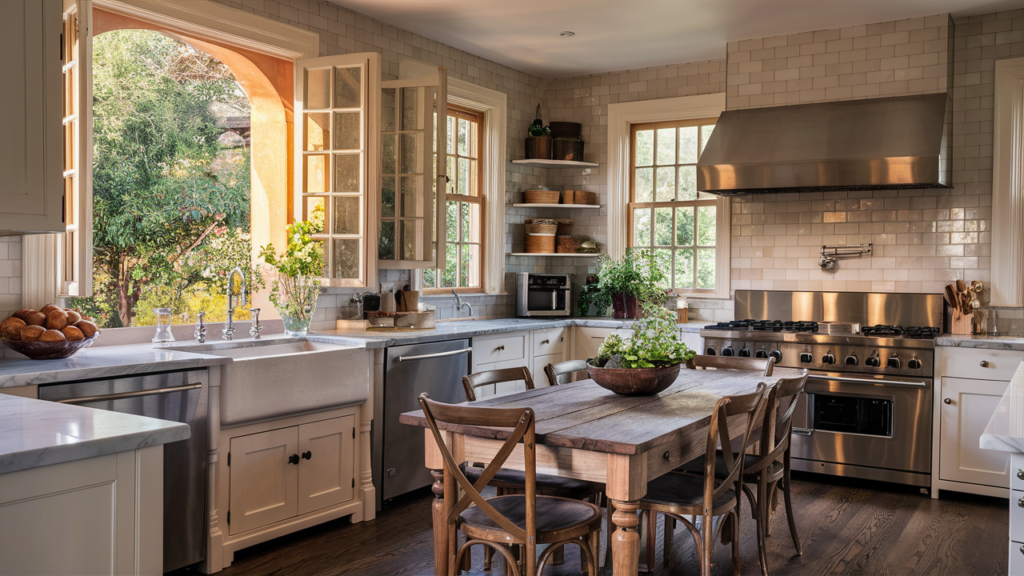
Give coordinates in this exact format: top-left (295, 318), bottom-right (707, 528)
top-left (705, 347), bottom-right (717, 356)
top-left (887, 355), bottom-right (901, 370)
top-left (770, 350), bottom-right (783, 363)
top-left (845, 354), bottom-right (859, 366)
top-left (739, 348), bottom-right (751, 358)
top-left (865, 355), bottom-right (881, 368)
top-left (721, 347), bottom-right (734, 357)
top-left (799, 352), bottom-right (813, 364)
top-left (908, 357), bottom-right (922, 370)
top-left (755, 350), bottom-right (769, 359)
top-left (822, 353), bottom-right (836, 365)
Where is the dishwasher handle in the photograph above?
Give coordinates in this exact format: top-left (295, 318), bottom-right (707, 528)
top-left (398, 348), bottom-right (471, 362)
top-left (55, 383), bottom-right (203, 404)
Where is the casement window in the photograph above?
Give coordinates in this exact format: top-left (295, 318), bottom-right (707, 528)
top-left (628, 118), bottom-right (721, 293)
top-left (423, 105), bottom-right (484, 293)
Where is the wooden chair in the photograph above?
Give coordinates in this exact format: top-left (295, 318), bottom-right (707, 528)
top-left (638, 383), bottom-right (768, 576)
top-left (419, 393), bottom-right (603, 576)
top-left (463, 367), bottom-right (537, 402)
top-left (544, 359), bottom-right (589, 387)
top-left (692, 355), bottom-right (775, 377)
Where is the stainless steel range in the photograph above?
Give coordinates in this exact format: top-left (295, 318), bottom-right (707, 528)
top-left (701, 290), bottom-right (944, 488)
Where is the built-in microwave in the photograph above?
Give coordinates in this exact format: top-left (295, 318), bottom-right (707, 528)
top-left (516, 273), bottom-right (572, 317)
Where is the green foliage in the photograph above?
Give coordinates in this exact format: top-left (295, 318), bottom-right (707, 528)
top-left (592, 304), bottom-right (696, 369)
top-left (72, 30), bottom-right (257, 328)
top-left (258, 204), bottom-right (325, 278)
top-left (576, 249), bottom-right (670, 316)
top-left (528, 125), bottom-right (551, 137)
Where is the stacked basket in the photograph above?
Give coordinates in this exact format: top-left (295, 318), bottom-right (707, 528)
top-left (525, 218), bottom-right (558, 253)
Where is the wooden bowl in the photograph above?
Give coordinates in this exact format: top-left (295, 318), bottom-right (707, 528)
top-left (1, 335), bottom-right (98, 360)
top-left (587, 362), bottom-right (681, 396)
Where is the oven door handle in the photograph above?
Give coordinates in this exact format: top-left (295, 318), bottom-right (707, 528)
top-left (792, 428), bottom-right (814, 436)
top-left (808, 374), bottom-right (927, 387)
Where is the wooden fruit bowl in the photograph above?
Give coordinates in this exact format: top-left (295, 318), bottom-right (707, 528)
top-left (587, 362), bottom-right (681, 396)
top-left (1, 335), bottom-right (98, 360)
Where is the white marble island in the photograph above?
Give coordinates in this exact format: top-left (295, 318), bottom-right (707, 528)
top-left (980, 360), bottom-right (1024, 575)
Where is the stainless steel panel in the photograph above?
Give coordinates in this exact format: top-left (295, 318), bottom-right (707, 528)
top-left (696, 93), bottom-right (952, 195)
top-left (789, 458), bottom-right (931, 488)
top-left (734, 290), bottom-right (943, 329)
top-left (39, 370), bottom-right (209, 572)
top-left (377, 339), bottom-right (470, 506)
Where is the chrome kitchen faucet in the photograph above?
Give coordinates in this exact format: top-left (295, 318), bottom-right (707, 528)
top-left (224, 267), bottom-right (247, 340)
top-left (451, 289), bottom-right (473, 319)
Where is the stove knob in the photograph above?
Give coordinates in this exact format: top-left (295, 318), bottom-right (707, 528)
top-left (770, 350), bottom-right (783, 363)
top-left (822, 352), bottom-right (836, 365)
top-left (755, 350), bottom-right (769, 359)
top-left (887, 355), bottom-right (901, 370)
top-left (721, 347), bottom-right (734, 357)
top-left (739, 348), bottom-right (751, 358)
top-left (799, 352), bottom-right (813, 364)
top-left (865, 355), bottom-right (881, 368)
top-left (845, 354), bottom-right (859, 366)
top-left (908, 357), bottom-right (922, 370)
top-left (705, 347), bottom-right (717, 356)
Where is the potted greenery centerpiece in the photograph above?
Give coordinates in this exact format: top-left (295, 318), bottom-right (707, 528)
top-left (258, 207), bottom-right (325, 337)
top-left (577, 249), bottom-right (668, 318)
top-left (587, 303), bottom-right (697, 395)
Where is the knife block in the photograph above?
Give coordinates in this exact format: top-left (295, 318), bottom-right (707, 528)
top-left (950, 311), bottom-right (974, 335)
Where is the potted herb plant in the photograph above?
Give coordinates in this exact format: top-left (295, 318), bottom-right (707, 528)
top-left (577, 249), bottom-right (669, 318)
top-left (525, 124), bottom-right (552, 159)
top-left (258, 206), bottom-right (325, 336)
top-left (587, 303), bottom-right (697, 395)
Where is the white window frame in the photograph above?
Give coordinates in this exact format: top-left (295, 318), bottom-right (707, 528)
top-left (991, 57), bottom-right (1024, 306)
top-left (607, 93), bottom-right (731, 299)
top-left (399, 59), bottom-right (507, 296)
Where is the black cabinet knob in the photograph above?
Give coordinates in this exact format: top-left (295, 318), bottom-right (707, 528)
top-left (288, 454), bottom-right (300, 465)
top-left (302, 451), bottom-right (312, 460)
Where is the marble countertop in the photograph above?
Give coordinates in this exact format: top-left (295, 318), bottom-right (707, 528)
top-left (935, 334), bottom-right (1024, 351)
top-left (981, 361), bottom-right (1024, 453)
top-left (0, 394), bottom-right (190, 475)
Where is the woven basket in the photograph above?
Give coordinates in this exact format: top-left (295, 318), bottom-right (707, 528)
top-left (526, 223), bottom-right (557, 235)
top-left (556, 219), bottom-right (574, 235)
top-left (556, 235), bottom-right (578, 253)
top-left (524, 189), bottom-right (560, 204)
top-left (525, 234), bottom-right (556, 253)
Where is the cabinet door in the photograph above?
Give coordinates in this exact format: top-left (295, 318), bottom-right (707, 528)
top-left (573, 327), bottom-right (632, 363)
top-left (533, 352), bottom-right (566, 388)
top-left (229, 427), bottom-right (299, 534)
top-left (940, 377), bottom-right (1011, 488)
top-left (0, 0), bottom-right (63, 233)
top-left (298, 416), bottom-right (355, 515)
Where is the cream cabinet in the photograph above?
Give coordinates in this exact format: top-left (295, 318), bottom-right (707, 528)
top-left (0, 0), bottom-right (64, 234)
top-left (469, 329), bottom-right (570, 397)
top-left (228, 415), bottom-right (355, 535)
top-left (572, 326), bottom-right (633, 363)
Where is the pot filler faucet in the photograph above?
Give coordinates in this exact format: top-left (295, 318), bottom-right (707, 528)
top-left (224, 267), bottom-right (247, 340)
top-left (451, 289), bottom-right (473, 319)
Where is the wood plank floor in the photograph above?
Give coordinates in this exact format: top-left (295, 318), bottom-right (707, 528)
top-left (187, 474), bottom-right (1008, 576)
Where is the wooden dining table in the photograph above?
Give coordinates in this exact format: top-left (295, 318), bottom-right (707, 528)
top-left (399, 366), bottom-right (803, 576)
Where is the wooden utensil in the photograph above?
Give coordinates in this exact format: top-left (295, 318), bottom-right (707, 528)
top-left (945, 284), bottom-right (960, 316)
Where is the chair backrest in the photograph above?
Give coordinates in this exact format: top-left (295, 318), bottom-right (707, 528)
top-left (701, 383), bottom-right (768, 508)
top-left (544, 359), bottom-right (588, 387)
top-left (418, 393), bottom-right (538, 549)
top-left (746, 372), bottom-right (809, 475)
top-left (692, 355), bottom-right (775, 377)
top-left (462, 366), bottom-right (535, 402)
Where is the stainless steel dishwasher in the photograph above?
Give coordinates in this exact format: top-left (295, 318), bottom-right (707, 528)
top-left (374, 339), bottom-right (470, 508)
top-left (38, 369), bottom-right (208, 573)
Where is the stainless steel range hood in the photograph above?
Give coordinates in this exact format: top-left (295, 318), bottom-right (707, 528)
top-left (696, 93), bottom-right (952, 195)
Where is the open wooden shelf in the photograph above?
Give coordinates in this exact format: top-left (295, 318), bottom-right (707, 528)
top-left (512, 159), bottom-right (600, 168)
top-left (509, 253), bottom-right (601, 257)
top-left (509, 203), bottom-right (600, 209)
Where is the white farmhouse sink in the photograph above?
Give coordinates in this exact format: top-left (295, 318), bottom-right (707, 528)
top-left (171, 339), bottom-right (370, 426)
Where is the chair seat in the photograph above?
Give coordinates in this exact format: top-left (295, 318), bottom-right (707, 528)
top-left (677, 451), bottom-right (784, 481)
top-left (463, 465), bottom-right (604, 498)
top-left (641, 471), bottom-right (737, 512)
top-left (459, 495), bottom-right (602, 544)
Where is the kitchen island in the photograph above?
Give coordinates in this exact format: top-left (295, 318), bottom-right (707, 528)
top-left (980, 360), bottom-right (1024, 574)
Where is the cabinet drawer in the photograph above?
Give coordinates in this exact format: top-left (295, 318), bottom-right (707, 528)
top-left (533, 327), bottom-right (565, 357)
top-left (1013, 541), bottom-right (1024, 576)
top-left (1013, 491), bottom-right (1024, 541)
top-left (941, 347), bottom-right (1024, 381)
top-left (1013, 453), bottom-right (1024, 492)
top-left (473, 332), bottom-right (527, 365)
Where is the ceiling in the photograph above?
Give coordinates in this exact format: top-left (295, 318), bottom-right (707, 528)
top-left (329, 0), bottom-right (1024, 78)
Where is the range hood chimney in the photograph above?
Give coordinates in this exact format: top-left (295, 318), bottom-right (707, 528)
top-left (696, 92), bottom-right (952, 196)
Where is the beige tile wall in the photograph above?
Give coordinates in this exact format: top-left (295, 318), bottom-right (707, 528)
top-left (0, 237), bottom-right (22, 320)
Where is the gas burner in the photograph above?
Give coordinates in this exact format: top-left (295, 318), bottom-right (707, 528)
top-left (861, 325), bottom-right (940, 339)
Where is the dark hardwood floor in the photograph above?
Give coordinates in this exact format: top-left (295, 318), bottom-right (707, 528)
top-left (185, 473), bottom-right (1008, 576)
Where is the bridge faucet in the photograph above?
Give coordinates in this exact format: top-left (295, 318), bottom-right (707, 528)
top-left (451, 289), bottom-right (473, 319)
top-left (223, 267), bottom-right (247, 340)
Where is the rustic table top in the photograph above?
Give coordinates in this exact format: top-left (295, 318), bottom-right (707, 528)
top-left (399, 367), bottom-right (804, 456)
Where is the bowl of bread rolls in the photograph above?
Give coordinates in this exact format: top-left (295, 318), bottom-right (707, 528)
top-left (0, 304), bottom-right (100, 360)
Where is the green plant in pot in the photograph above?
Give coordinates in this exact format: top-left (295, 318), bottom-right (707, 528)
top-left (577, 249), bottom-right (669, 318)
top-left (587, 303), bottom-right (697, 395)
top-left (525, 123), bottom-right (552, 160)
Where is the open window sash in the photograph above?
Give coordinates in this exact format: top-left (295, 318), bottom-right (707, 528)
top-left (58, 0), bottom-right (92, 298)
top-left (294, 52), bottom-right (380, 288)
top-left (378, 69), bottom-right (447, 270)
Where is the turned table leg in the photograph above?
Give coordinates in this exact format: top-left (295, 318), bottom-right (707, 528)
top-left (611, 499), bottom-right (640, 576)
top-left (431, 469), bottom-right (449, 576)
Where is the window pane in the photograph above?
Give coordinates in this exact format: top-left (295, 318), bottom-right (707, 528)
top-left (400, 133), bottom-right (420, 174)
top-left (458, 157), bottom-right (469, 195)
top-left (460, 202), bottom-right (470, 242)
top-left (675, 249), bottom-right (694, 289)
top-left (700, 124), bottom-right (715, 157)
top-left (655, 166), bottom-right (675, 202)
top-left (446, 200), bottom-right (458, 242)
top-left (654, 207), bottom-right (673, 246)
top-left (697, 248), bottom-right (716, 289)
top-left (382, 134), bottom-right (396, 174)
top-left (334, 153), bottom-right (359, 193)
top-left (466, 202), bottom-right (481, 243)
top-left (678, 166), bottom-right (697, 200)
top-left (446, 155), bottom-right (456, 194)
top-left (697, 205), bottom-right (717, 246)
top-left (304, 196), bottom-right (325, 222)
top-left (379, 221), bottom-right (395, 260)
top-left (467, 120), bottom-right (478, 159)
top-left (423, 268), bottom-right (436, 288)
top-left (334, 66), bottom-right (361, 109)
top-left (305, 68), bottom-right (330, 109)
top-left (332, 196), bottom-right (360, 235)
top-left (447, 116), bottom-right (456, 154)
top-left (656, 127), bottom-right (675, 166)
top-left (676, 207), bottom-right (694, 246)
top-left (304, 154), bottom-right (328, 193)
top-left (400, 176), bottom-right (420, 217)
top-left (382, 88), bottom-right (396, 132)
top-left (633, 208), bottom-right (651, 246)
top-left (464, 244), bottom-right (480, 288)
top-left (334, 238), bottom-right (360, 279)
top-left (458, 118), bottom-right (470, 156)
top-left (381, 176), bottom-right (395, 217)
top-left (401, 220), bottom-right (419, 260)
top-left (635, 168), bottom-right (653, 202)
top-left (401, 87), bottom-right (419, 131)
top-left (442, 243), bottom-right (458, 287)
top-left (460, 244), bottom-right (470, 287)
top-left (679, 126), bottom-right (699, 164)
top-left (333, 111), bottom-right (360, 151)
top-left (655, 248), bottom-right (672, 289)
top-left (304, 113), bottom-right (330, 151)
top-left (635, 130), bottom-right (654, 167)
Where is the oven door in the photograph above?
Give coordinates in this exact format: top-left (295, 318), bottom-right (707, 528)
top-left (791, 371), bottom-right (932, 477)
